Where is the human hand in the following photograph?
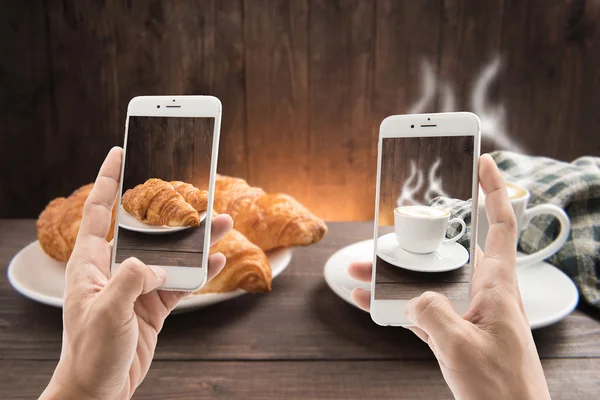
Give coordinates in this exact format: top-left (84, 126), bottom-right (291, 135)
top-left (40, 147), bottom-right (233, 400)
top-left (348, 154), bottom-right (551, 400)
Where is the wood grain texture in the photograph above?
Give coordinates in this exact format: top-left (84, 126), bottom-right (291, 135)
top-left (373, 0), bottom-right (443, 116)
top-left (1, 220), bottom-right (599, 363)
top-left (2, 1), bottom-right (600, 219)
top-left (307, 0), bottom-right (376, 221)
top-left (123, 116), bottom-right (214, 191)
top-left (2, 358), bottom-right (600, 399)
top-left (114, 248), bottom-right (202, 268)
top-left (498, 0), bottom-right (600, 159)
top-left (201, 0), bottom-right (248, 180)
top-left (114, 225), bottom-right (205, 268)
top-left (244, 0), bottom-right (309, 202)
top-left (0, 1), bottom-right (55, 217)
top-left (375, 257), bottom-right (470, 283)
top-left (43, 0), bottom-right (121, 198)
top-left (375, 252), bottom-right (470, 300)
top-left (116, 226), bottom-right (206, 253)
top-left (376, 281), bottom-right (469, 300)
top-left (437, 0), bottom-right (505, 127)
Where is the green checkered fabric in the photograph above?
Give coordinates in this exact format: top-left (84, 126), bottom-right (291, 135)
top-left (431, 151), bottom-right (600, 309)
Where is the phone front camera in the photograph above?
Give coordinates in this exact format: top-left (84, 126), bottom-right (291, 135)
top-left (157, 105), bottom-right (160, 108)
top-left (411, 124), bottom-right (414, 128)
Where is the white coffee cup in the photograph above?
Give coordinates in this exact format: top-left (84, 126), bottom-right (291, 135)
top-left (478, 182), bottom-right (570, 266)
top-left (394, 205), bottom-right (466, 254)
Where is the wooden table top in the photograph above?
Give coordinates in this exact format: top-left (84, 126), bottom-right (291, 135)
top-left (1, 220), bottom-right (599, 399)
top-left (115, 224), bottom-right (206, 268)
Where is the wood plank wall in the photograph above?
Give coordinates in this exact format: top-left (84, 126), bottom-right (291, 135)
top-left (123, 116), bottom-right (214, 191)
top-left (1, 0), bottom-right (599, 220)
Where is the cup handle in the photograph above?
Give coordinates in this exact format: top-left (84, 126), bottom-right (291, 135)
top-left (516, 204), bottom-right (571, 267)
top-left (444, 218), bottom-right (466, 244)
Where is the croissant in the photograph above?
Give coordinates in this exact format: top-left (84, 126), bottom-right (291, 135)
top-left (196, 228), bottom-right (272, 294)
top-left (122, 178), bottom-right (200, 227)
top-left (214, 175), bottom-right (327, 251)
top-left (170, 181), bottom-right (208, 212)
top-left (37, 183), bottom-right (117, 262)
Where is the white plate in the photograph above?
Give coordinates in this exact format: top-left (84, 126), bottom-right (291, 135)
top-left (118, 204), bottom-right (207, 234)
top-left (7, 241), bottom-right (292, 312)
top-left (377, 233), bottom-right (469, 272)
top-left (324, 239), bottom-right (579, 330)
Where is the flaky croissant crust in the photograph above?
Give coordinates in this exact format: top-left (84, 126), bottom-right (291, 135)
top-left (122, 178), bottom-right (200, 227)
top-left (214, 174), bottom-right (327, 251)
top-left (195, 228), bottom-right (272, 294)
top-left (37, 184), bottom-right (116, 262)
top-left (170, 181), bottom-right (208, 212)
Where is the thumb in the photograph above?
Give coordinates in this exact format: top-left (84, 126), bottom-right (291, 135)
top-left (405, 291), bottom-right (467, 339)
top-left (103, 257), bottom-right (166, 306)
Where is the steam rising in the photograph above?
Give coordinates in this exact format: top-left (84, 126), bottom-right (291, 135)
top-left (407, 56), bottom-right (526, 153)
top-left (396, 158), bottom-right (449, 207)
top-left (471, 57), bottom-right (526, 154)
top-left (397, 56), bottom-right (526, 206)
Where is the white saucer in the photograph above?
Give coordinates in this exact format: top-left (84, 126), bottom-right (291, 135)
top-left (323, 239), bottom-right (579, 329)
top-left (377, 233), bottom-right (469, 272)
top-left (7, 241), bottom-right (292, 312)
top-left (118, 204), bottom-right (207, 234)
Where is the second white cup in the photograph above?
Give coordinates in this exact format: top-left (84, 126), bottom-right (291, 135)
top-left (394, 205), bottom-right (466, 254)
top-left (478, 182), bottom-right (570, 267)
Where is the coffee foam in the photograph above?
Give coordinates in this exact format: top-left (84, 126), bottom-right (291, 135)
top-left (506, 183), bottom-right (527, 199)
top-left (478, 182), bottom-right (527, 201)
top-left (395, 205), bottom-right (448, 218)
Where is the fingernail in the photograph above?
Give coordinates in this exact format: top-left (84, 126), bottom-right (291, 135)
top-left (150, 266), bottom-right (166, 280)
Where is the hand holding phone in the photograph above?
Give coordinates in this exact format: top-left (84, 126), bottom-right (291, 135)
top-left (349, 154), bottom-right (551, 400)
top-left (370, 112), bottom-right (481, 325)
top-left (40, 147), bottom-right (234, 400)
top-left (112, 96), bottom-right (222, 291)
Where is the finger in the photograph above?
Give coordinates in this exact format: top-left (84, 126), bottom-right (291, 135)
top-left (154, 252), bottom-right (227, 312)
top-left (348, 261), bottom-right (372, 283)
top-left (103, 257), bottom-right (165, 307)
top-left (479, 154), bottom-right (518, 268)
top-left (351, 288), bottom-right (371, 312)
top-left (470, 245), bottom-right (484, 273)
top-left (157, 290), bottom-right (190, 313)
top-left (76, 147), bottom-right (122, 245)
top-left (405, 292), bottom-right (466, 340)
top-left (470, 245), bottom-right (487, 299)
top-left (475, 245), bottom-right (484, 265)
top-left (210, 214), bottom-right (233, 245)
top-left (207, 252), bottom-right (226, 281)
top-left (405, 326), bottom-right (429, 343)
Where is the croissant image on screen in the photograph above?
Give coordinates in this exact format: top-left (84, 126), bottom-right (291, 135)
top-left (114, 116), bottom-right (214, 270)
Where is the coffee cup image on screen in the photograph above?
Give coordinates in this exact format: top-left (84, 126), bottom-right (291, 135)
top-left (375, 136), bottom-right (475, 301)
top-left (114, 116), bottom-right (214, 269)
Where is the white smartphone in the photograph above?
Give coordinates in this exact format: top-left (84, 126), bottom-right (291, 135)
top-left (370, 112), bottom-right (481, 326)
top-left (111, 95), bottom-right (222, 291)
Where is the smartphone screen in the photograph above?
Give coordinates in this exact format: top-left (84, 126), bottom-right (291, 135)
top-left (374, 135), bottom-right (475, 301)
top-left (113, 116), bottom-right (214, 271)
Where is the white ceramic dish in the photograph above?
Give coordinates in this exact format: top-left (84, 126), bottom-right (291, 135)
top-left (7, 241), bottom-right (291, 311)
top-left (118, 204), bottom-right (207, 234)
top-left (377, 232), bottom-right (469, 273)
top-left (324, 239), bottom-right (579, 330)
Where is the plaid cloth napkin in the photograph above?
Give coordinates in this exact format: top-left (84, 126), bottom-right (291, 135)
top-left (430, 151), bottom-right (600, 309)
